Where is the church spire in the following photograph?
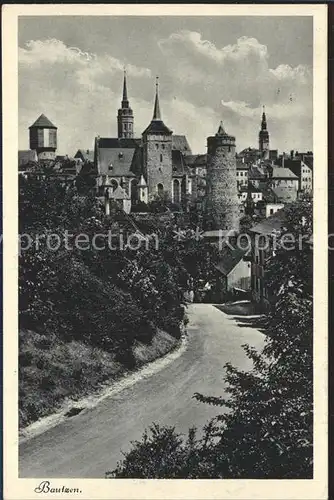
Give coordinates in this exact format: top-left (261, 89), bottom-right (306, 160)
top-left (261, 105), bottom-right (267, 131)
top-left (153, 76), bottom-right (161, 121)
top-left (122, 69), bottom-right (129, 108)
top-left (259, 105), bottom-right (269, 157)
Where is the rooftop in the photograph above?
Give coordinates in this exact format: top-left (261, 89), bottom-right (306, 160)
top-left (172, 135), bottom-right (192, 154)
top-left (272, 167), bottom-right (298, 179)
top-left (97, 147), bottom-right (137, 177)
top-left (215, 247), bottom-right (249, 276)
top-left (18, 150), bottom-right (38, 168)
top-left (142, 119), bottom-right (172, 136)
top-left (250, 209), bottom-right (286, 235)
top-left (29, 114), bottom-right (57, 129)
top-left (74, 149), bottom-right (94, 162)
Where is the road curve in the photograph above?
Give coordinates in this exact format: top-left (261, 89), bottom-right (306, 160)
top-left (19, 304), bottom-right (264, 478)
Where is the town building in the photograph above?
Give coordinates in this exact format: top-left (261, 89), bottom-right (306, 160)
top-left (277, 155), bottom-right (313, 193)
top-left (249, 208), bottom-right (286, 307)
top-left (213, 246), bottom-right (251, 301)
top-left (236, 158), bottom-right (249, 188)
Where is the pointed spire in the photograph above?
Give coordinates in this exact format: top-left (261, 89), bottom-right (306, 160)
top-left (217, 121), bottom-right (227, 136)
top-left (121, 68), bottom-right (129, 108)
top-left (261, 105), bottom-right (267, 130)
top-left (153, 76), bottom-right (161, 121)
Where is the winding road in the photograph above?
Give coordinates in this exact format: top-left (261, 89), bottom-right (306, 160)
top-left (19, 303), bottom-right (264, 478)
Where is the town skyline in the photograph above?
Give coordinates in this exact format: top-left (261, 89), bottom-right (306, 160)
top-left (18, 16), bottom-right (313, 155)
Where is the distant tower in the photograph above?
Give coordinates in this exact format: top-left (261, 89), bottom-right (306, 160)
top-left (29, 114), bottom-right (57, 161)
top-left (259, 106), bottom-right (270, 159)
top-left (117, 70), bottom-right (134, 139)
top-left (206, 121), bottom-right (239, 231)
top-left (142, 77), bottom-right (173, 200)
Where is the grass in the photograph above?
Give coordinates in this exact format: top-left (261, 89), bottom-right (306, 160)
top-left (19, 328), bottom-right (179, 429)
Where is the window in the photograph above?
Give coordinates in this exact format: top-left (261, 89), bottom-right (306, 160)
top-left (157, 183), bottom-right (164, 197)
top-left (162, 144), bottom-right (165, 150)
top-left (156, 144), bottom-right (159, 150)
top-left (270, 208), bottom-right (274, 215)
top-left (160, 154), bottom-right (163, 162)
top-left (124, 124), bottom-right (127, 130)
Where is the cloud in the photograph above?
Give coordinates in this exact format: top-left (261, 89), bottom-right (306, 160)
top-left (19, 32), bottom-right (313, 154)
top-left (157, 30), bottom-right (312, 151)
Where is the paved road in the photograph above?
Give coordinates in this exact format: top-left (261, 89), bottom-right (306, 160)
top-left (19, 304), bottom-right (264, 478)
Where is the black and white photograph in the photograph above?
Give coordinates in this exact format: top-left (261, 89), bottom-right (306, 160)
top-left (2, 4), bottom-right (327, 500)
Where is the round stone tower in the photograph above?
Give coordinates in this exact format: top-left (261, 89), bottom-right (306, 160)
top-left (206, 121), bottom-right (239, 231)
top-left (29, 114), bottom-right (57, 161)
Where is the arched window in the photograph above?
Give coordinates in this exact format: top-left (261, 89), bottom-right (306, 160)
top-left (157, 183), bottom-right (164, 197)
top-left (111, 179), bottom-right (118, 192)
top-left (173, 179), bottom-right (180, 204)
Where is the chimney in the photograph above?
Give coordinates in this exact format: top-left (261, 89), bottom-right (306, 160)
top-left (282, 152), bottom-right (285, 168)
top-left (290, 150), bottom-right (294, 159)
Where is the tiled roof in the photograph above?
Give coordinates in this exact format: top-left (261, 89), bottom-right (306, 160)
top-left (18, 150), bottom-right (38, 168)
top-left (236, 158), bottom-right (248, 169)
top-left (250, 209), bottom-right (286, 235)
top-left (272, 167), bottom-right (298, 179)
top-left (29, 114), bottom-right (57, 129)
top-left (249, 165), bottom-right (266, 179)
top-left (74, 149), bottom-right (94, 162)
top-left (271, 187), bottom-right (297, 203)
top-left (184, 154), bottom-right (207, 168)
top-left (215, 247), bottom-right (249, 276)
top-left (142, 120), bottom-right (172, 136)
top-left (97, 148), bottom-right (137, 177)
top-left (172, 135), bottom-right (192, 154)
top-left (303, 156), bottom-right (313, 171)
top-left (172, 150), bottom-right (192, 176)
top-left (97, 137), bottom-right (141, 149)
top-left (239, 183), bottom-right (262, 193)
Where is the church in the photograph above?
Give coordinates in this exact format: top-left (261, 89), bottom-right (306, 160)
top-left (94, 73), bottom-right (195, 214)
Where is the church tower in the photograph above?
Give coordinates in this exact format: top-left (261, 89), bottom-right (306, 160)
top-left (117, 70), bottom-right (134, 139)
top-left (206, 121), bottom-right (239, 231)
top-left (142, 77), bottom-right (173, 200)
top-left (259, 106), bottom-right (270, 159)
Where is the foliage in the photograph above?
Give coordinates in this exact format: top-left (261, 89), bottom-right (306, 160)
top-left (109, 198), bottom-right (313, 479)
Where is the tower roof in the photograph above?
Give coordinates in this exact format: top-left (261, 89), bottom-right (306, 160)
top-left (142, 77), bottom-right (172, 135)
top-left (121, 69), bottom-right (130, 108)
top-left (29, 114), bottom-right (57, 129)
top-left (153, 77), bottom-right (161, 120)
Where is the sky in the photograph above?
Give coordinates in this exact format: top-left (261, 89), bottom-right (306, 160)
top-left (18, 16), bottom-right (313, 155)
